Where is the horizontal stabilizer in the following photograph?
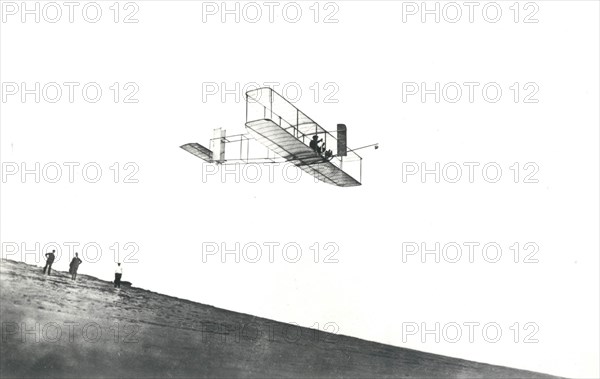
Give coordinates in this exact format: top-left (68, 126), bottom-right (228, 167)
top-left (180, 143), bottom-right (213, 162)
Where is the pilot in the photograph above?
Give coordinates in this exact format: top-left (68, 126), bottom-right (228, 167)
top-left (309, 135), bottom-right (322, 153)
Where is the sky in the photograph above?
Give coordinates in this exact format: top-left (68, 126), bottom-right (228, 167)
top-left (1, 1), bottom-right (599, 378)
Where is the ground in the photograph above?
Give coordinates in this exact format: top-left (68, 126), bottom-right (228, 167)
top-left (0, 259), bottom-right (562, 378)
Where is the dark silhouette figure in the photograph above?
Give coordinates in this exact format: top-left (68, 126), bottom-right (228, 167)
top-left (69, 253), bottom-right (83, 280)
top-left (42, 250), bottom-right (56, 275)
top-left (114, 263), bottom-right (123, 288)
top-left (309, 135), bottom-right (322, 153)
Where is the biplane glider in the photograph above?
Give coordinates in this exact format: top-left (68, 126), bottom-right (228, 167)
top-left (180, 87), bottom-right (377, 187)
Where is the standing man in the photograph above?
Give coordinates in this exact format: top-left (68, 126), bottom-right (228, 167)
top-left (114, 263), bottom-right (123, 288)
top-left (69, 253), bottom-right (83, 280)
top-left (42, 250), bottom-right (56, 275)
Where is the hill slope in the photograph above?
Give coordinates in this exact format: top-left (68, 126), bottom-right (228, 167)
top-left (0, 259), bottom-right (561, 378)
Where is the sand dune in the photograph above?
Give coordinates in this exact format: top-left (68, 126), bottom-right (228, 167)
top-left (0, 259), bottom-right (562, 378)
